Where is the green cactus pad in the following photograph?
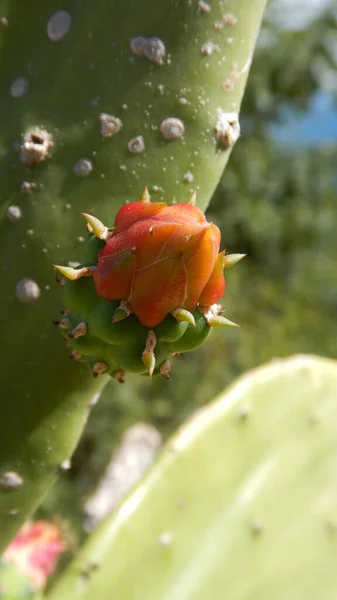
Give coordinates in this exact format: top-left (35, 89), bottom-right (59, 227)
top-left (48, 355), bottom-right (337, 600)
top-left (0, 0), bottom-right (267, 550)
top-left (0, 561), bottom-right (41, 599)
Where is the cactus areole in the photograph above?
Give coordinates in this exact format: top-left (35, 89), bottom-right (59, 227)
top-left (54, 189), bottom-right (244, 381)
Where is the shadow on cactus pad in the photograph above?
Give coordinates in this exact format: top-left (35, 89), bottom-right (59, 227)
top-left (54, 188), bottom-right (244, 382)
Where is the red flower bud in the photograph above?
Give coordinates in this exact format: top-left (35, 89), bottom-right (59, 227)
top-left (94, 200), bottom-right (226, 327)
top-left (3, 520), bottom-right (66, 589)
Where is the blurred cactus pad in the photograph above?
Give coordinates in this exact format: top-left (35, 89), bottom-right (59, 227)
top-left (0, 0), bottom-right (267, 549)
top-left (48, 355), bottom-right (337, 600)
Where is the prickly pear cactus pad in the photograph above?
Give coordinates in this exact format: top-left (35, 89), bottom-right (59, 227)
top-left (54, 188), bottom-right (244, 381)
top-left (0, 0), bottom-right (267, 550)
top-left (48, 355), bottom-right (337, 600)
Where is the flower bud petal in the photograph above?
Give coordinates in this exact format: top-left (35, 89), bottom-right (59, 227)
top-left (159, 203), bottom-right (207, 224)
top-left (183, 224), bottom-right (221, 311)
top-left (130, 255), bottom-right (187, 327)
top-left (136, 222), bottom-right (180, 268)
top-left (199, 250), bottom-right (226, 307)
top-left (99, 220), bottom-right (177, 264)
top-left (94, 248), bottom-right (136, 300)
top-left (114, 201), bottom-right (166, 234)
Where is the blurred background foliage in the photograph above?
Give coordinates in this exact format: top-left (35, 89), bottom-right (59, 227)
top-left (39, 0), bottom-right (337, 545)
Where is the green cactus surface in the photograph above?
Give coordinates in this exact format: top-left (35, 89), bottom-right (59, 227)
top-left (48, 355), bottom-right (337, 600)
top-left (0, 0), bottom-right (267, 550)
top-left (0, 561), bottom-right (41, 600)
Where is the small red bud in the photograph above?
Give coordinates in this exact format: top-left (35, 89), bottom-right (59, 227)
top-left (94, 199), bottom-right (226, 327)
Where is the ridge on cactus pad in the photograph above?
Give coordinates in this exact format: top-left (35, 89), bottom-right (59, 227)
top-left (54, 189), bottom-right (244, 381)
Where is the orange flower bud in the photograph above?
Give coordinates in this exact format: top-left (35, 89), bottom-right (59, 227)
top-left (94, 201), bottom-right (226, 327)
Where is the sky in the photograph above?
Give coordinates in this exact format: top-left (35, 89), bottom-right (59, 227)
top-left (270, 93), bottom-right (337, 147)
top-left (266, 0), bottom-right (334, 31)
top-left (266, 0), bottom-right (337, 147)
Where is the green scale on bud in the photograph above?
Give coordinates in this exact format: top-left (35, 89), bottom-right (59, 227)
top-left (54, 189), bottom-right (244, 381)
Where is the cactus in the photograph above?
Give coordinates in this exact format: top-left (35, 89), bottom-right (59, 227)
top-left (0, 0), bottom-right (267, 550)
top-left (47, 355), bottom-right (337, 600)
top-left (0, 561), bottom-right (41, 599)
top-left (54, 191), bottom-right (243, 381)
